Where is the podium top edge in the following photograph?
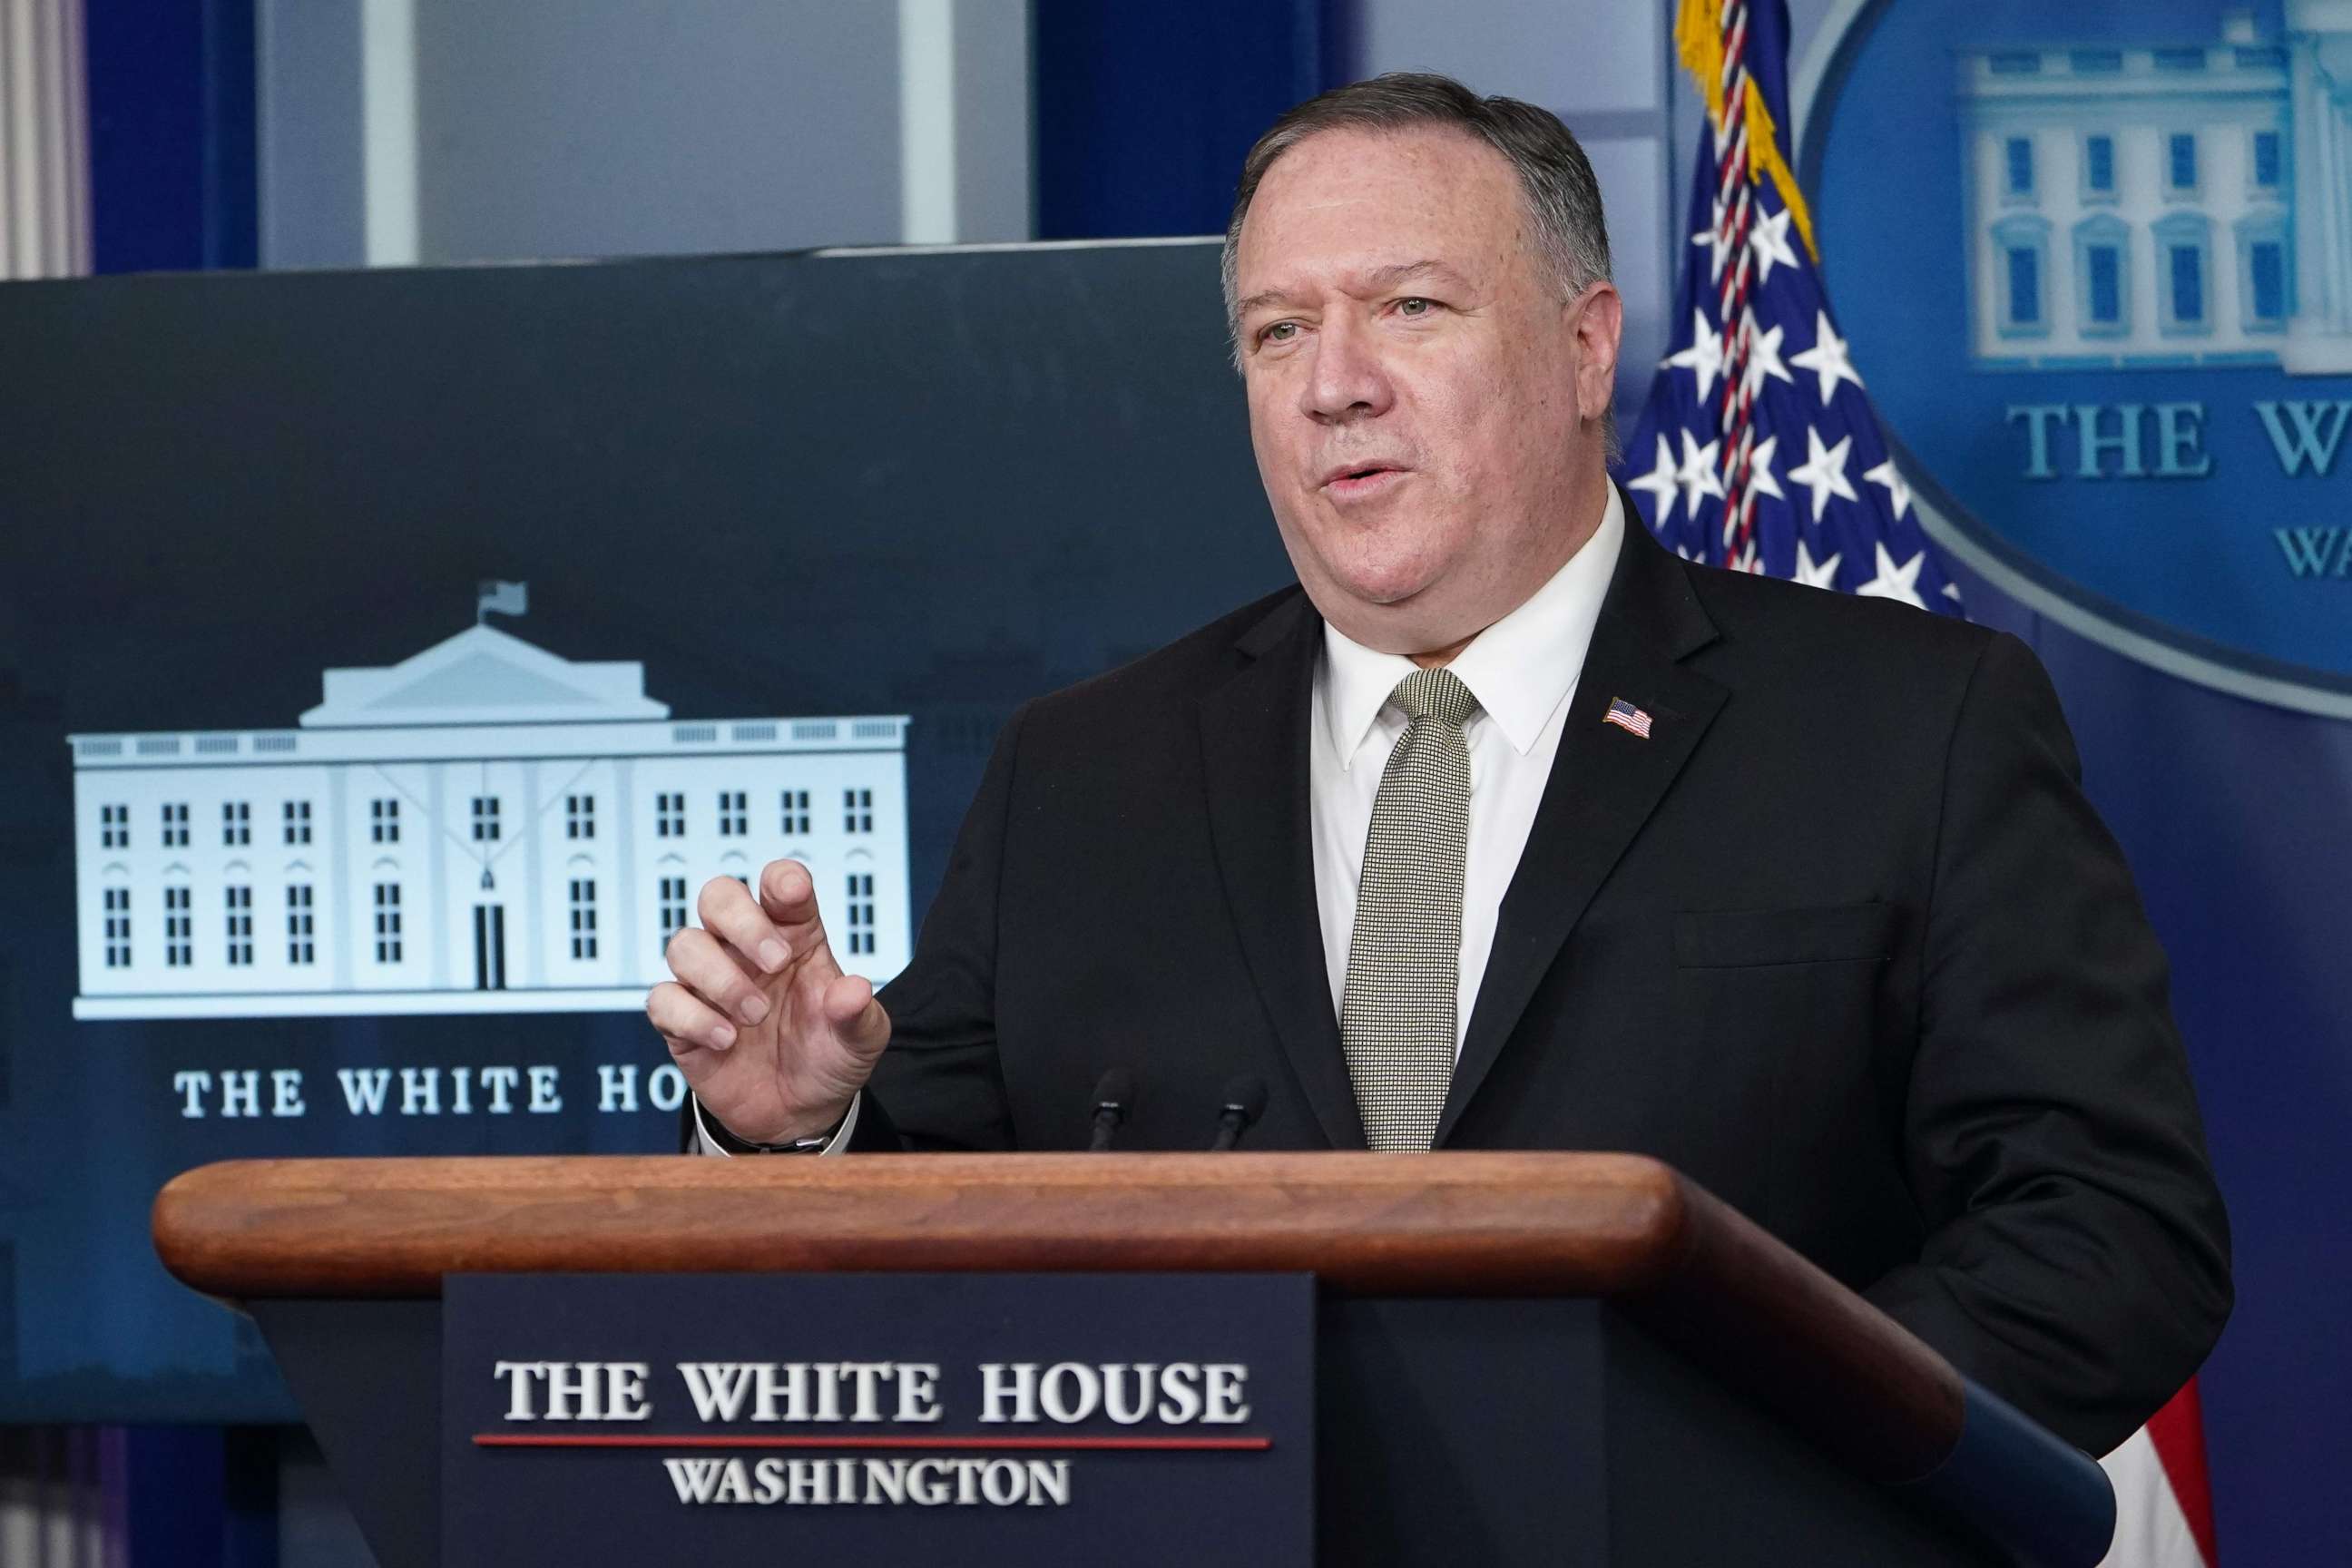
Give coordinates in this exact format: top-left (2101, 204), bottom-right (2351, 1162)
top-left (153, 1152), bottom-right (1688, 1300)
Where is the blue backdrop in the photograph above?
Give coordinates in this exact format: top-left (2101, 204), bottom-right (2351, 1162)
top-left (1806, 3), bottom-right (2352, 1560)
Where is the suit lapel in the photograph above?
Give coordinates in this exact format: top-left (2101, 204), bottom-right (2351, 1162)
top-left (1436, 503), bottom-right (1728, 1146)
top-left (1197, 593), bottom-right (1367, 1150)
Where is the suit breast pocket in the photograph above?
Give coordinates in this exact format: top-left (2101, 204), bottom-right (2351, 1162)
top-left (1668, 902), bottom-right (1905, 1236)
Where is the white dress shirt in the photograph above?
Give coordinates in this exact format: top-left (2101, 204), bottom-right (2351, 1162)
top-left (1308, 486), bottom-right (1622, 1055)
top-left (701, 487), bottom-right (1622, 1152)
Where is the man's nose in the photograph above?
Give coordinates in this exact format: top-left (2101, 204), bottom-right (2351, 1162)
top-left (1299, 317), bottom-right (1394, 424)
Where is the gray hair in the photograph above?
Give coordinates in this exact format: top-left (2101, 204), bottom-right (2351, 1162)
top-left (1220, 73), bottom-right (1614, 351)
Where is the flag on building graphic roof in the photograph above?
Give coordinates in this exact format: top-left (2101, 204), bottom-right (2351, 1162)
top-left (476, 579), bottom-right (529, 622)
top-left (1614, 0), bottom-right (1958, 613)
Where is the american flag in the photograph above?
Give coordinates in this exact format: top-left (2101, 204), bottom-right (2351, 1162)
top-left (1603, 698), bottom-right (1654, 739)
top-left (1614, 0), bottom-right (1958, 615)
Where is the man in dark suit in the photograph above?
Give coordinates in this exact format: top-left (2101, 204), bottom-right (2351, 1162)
top-left (647, 75), bottom-right (2229, 1459)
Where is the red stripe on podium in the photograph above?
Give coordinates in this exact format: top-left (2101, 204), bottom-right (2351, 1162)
top-left (474, 1433), bottom-right (1271, 1452)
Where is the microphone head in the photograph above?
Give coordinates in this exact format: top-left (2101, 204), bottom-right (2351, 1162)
top-left (1091, 1068), bottom-right (1135, 1114)
top-left (1219, 1073), bottom-right (1269, 1125)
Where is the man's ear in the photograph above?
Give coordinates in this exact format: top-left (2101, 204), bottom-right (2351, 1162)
top-left (1571, 282), bottom-right (1624, 425)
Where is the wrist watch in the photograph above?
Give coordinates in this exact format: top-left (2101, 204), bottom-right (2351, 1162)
top-left (696, 1096), bottom-right (847, 1154)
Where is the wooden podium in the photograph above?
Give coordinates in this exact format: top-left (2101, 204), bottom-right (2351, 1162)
top-left (153, 1152), bottom-right (2112, 1566)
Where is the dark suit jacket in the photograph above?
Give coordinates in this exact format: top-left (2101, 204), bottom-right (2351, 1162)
top-left (839, 499), bottom-right (2230, 1456)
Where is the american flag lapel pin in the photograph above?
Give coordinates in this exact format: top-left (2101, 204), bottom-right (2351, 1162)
top-left (1602, 697), bottom-right (1654, 740)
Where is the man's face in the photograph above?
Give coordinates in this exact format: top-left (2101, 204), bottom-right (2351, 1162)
top-left (1231, 125), bottom-right (1622, 655)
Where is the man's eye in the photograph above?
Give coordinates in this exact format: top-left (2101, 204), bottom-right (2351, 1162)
top-left (1396, 297), bottom-right (1435, 317)
top-left (1260, 321), bottom-right (1299, 344)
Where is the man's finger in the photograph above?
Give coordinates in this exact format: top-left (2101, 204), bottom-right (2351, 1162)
top-left (647, 981), bottom-right (739, 1054)
top-left (758, 858), bottom-right (844, 985)
top-left (700, 874), bottom-right (789, 975)
top-left (695, 876), bottom-right (788, 972)
top-left (662, 927), bottom-right (772, 1027)
top-left (759, 858), bottom-right (825, 930)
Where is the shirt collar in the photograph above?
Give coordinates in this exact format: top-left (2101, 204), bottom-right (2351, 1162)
top-left (1319, 485), bottom-right (1623, 769)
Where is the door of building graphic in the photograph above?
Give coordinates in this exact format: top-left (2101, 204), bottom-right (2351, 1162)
top-left (473, 904), bottom-right (507, 990)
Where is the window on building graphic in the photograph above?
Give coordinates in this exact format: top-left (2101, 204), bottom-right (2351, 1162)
top-left (374, 883), bottom-right (403, 963)
top-left (2170, 246), bottom-right (2204, 326)
top-left (222, 800), bottom-right (250, 846)
top-left (282, 799), bottom-right (312, 845)
top-left (717, 790), bottom-right (747, 838)
top-left (103, 887), bottom-right (131, 968)
top-left (2082, 134), bottom-right (2114, 196)
top-left (2167, 132), bottom-right (2198, 193)
top-left (2086, 247), bottom-right (2122, 325)
top-left (100, 803), bottom-right (128, 849)
top-left (844, 789), bottom-right (873, 834)
top-left (471, 796), bottom-right (501, 842)
top-left (2073, 213), bottom-right (2130, 336)
top-left (1991, 213), bottom-right (2052, 339)
top-left (658, 877), bottom-right (688, 950)
top-left (780, 789), bottom-right (810, 836)
top-left (162, 802), bottom-right (190, 848)
top-left (2004, 136), bottom-right (2034, 197)
top-left (844, 872), bottom-right (876, 956)
top-left (164, 887), bottom-right (192, 967)
top-left (569, 878), bottom-right (599, 960)
top-left (224, 885), bottom-right (253, 965)
top-left (286, 884), bottom-right (315, 965)
top-left (2152, 211), bottom-right (2212, 336)
top-left (567, 795), bottom-right (596, 840)
top-left (656, 791), bottom-right (685, 838)
top-left (371, 798), bottom-right (400, 844)
top-left (2249, 240), bottom-right (2287, 324)
top-left (2008, 248), bottom-right (2040, 324)
top-left (2253, 130), bottom-right (2282, 190)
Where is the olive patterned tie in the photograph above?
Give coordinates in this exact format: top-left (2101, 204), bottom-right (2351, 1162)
top-left (1339, 666), bottom-right (1481, 1152)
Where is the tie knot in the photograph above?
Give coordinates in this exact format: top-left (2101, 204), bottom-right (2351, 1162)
top-left (1388, 666), bottom-right (1481, 727)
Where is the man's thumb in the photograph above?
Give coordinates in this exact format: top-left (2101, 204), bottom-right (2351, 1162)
top-left (824, 973), bottom-right (890, 1054)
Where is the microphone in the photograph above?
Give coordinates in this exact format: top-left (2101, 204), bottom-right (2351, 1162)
top-left (1207, 1074), bottom-right (1268, 1152)
top-left (1086, 1068), bottom-right (1135, 1152)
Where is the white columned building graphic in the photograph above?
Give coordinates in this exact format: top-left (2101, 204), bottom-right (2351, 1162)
top-left (1958, 5), bottom-right (2352, 374)
top-left (68, 612), bottom-right (910, 1019)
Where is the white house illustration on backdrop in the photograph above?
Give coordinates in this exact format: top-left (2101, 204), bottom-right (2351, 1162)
top-left (68, 596), bottom-right (910, 1020)
top-left (1958, 5), bottom-right (2352, 373)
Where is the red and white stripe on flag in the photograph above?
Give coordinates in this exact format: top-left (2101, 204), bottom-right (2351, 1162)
top-left (2098, 1378), bottom-right (2218, 1567)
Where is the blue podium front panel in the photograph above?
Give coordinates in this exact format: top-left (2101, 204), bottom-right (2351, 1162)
top-left (441, 1272), bottom-right (1314, 1566)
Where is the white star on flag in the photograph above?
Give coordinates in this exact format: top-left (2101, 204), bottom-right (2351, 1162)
top-left (1665, 309), bottom-right (1725, 401)
top-left (1629, 434), bottom-right (1681, 524)
top-left (1787, 426), bottom-right (1857, 522)
top-left (1788, 309), bottom-right (1865, 407)
top-left (1676, 429), bottom-right (1726, 518)
top-left (1748, 204), bottom-right (1799, 284)
top-left (1864, 456), bottom-right (1913, 520)
top-left (1794, 536), bottom-right (1841, 588)
top-left (1745, 433), bottom-right (1785, 503)
top-left (1742, 322), bottom-right (1794, 402)
top-left (1857, 541), bottom-right (1927, 608)
top-left (1692, 196), bottom-right (1732, 282)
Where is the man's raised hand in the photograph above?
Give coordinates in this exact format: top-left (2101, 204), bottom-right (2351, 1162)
top-left (645, 859), bottom-right (891, 1144)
